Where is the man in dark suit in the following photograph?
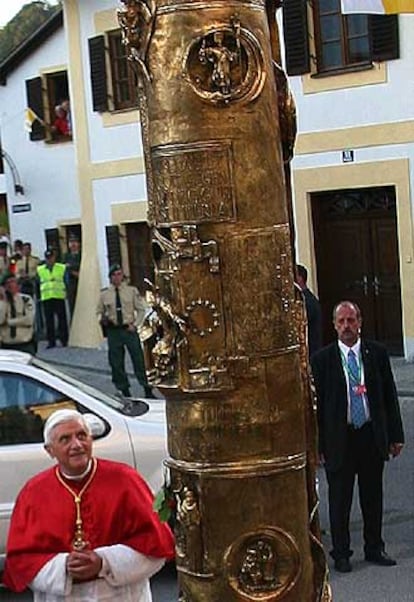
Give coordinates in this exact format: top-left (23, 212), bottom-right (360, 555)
top-left (311, 301), bottom-right (404, 573)
top-left (296, 264), bottom-right (322, 358)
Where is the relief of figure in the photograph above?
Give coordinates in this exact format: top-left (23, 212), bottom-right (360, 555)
top-left (239, 540), bottom-right (279, 592)
top-left (199, 31), bottom-right (239, 95)
top-left (141, 282), bottom-right (187, 385)
top-left (176, 487), bottom-right (204, 573)
top-left (118, 0), bottom-right (155, 82)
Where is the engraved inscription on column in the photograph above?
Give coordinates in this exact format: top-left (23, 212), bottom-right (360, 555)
top-left (224, 225), bottom-right (297, 356)
top-left (151, 141), bottom-right (236, 226)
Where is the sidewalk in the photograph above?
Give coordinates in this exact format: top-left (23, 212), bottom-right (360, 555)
top-left (37, 341), bottom-right (110, 375)
top-left (36, 342), bottom-right (414, 395)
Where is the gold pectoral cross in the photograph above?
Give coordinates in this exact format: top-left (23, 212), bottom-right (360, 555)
top-left (55, 458), bottom-right (98, 552)
top-left (72, 495), bottom-right (89, 551)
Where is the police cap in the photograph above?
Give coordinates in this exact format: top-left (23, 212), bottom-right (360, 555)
top-left (108, 263), bottom-right (122, 277)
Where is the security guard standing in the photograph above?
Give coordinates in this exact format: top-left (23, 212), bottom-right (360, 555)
top-left (0, 272), bottom-right (36, 354)
top-left (97, 264), bottom-right (154, 398)
top-left (37, 250), bottom-right (68, 348)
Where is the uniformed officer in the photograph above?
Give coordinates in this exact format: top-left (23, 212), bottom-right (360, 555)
top-left (16, 242), bottom-right (40, 296)
top-left (97, 264), bottom-right (154, 398)
top-left (37, 249), bottom-right (68, 349)
top-left (63, 234), bottom-right (81, 319)
top-left (0, 272), bottom-right (36, 354)
top-left (0, 241), bottom-right (11, 279)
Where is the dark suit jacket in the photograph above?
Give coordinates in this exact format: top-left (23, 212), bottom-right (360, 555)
top-left (303, 287), bottom-right (322, 358)
top-left (311, 340), bottom-right (404, 472)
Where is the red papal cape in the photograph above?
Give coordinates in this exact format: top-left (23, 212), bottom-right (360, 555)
top-left (3, 458), bottom-right (174, 592)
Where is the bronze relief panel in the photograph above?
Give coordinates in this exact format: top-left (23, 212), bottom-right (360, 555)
top-left (183, 22), bottom-right (265, 105)
top-left (225, 528), bottom-right (301, 600)
top-left (151, 140), bottom-right (236, 226)
top-left (224, 225), bottom-right (296, 356)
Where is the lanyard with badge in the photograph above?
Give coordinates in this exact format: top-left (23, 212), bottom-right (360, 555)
top-left (340, 349), bottom-right (367, 396)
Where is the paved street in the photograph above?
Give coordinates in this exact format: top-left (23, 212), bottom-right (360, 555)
top-left (1, 346), bottom-right (413, 601)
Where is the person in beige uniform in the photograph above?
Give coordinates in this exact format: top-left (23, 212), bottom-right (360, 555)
top-left (16, 242), bottom-right (40, 296)
top-left (0, 241), bottom-right (11, 279)
top-left (97, 264), bottom-right (154, 398)
top-left (0, 272), bottom-right (36, 355)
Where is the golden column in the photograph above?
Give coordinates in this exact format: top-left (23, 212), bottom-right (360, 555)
top-left (119, 1), bottom-right (331, 600)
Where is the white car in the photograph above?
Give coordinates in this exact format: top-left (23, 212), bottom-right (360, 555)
top-left (0, 350), bottom-right (168, 574)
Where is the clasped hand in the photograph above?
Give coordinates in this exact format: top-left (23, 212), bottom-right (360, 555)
top-left (66, 550), bottom-right (102, 582)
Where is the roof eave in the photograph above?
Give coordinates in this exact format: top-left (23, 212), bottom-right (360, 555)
top-left (0, 9), bottom-right (64, 86)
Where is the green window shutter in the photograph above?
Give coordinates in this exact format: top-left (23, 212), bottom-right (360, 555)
top-left (26, 77), bottom-right (45, 141)
top-left (106, 225), bottom-right (122, 269)
top-left (282, 0), bottom-right (310, 76)
top-left (371, 15), bottom-right (399, 62)
top-left (88, 35), bottom-right (109, 112)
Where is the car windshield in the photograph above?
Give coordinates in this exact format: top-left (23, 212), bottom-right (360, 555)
top-left (31, 357), bottom-right (141, 414)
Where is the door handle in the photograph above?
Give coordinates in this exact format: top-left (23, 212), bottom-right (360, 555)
top-left (362, 275), bottom-right (369, 296)
top-left (373, 275), bottom-right (380, 296)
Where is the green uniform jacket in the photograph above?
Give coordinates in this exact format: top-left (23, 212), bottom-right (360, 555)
top-left (97, 282), bottom-right (147, 328)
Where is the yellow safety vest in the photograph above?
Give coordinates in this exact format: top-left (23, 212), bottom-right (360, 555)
top-left (37, 263), bottom-right (66, 301)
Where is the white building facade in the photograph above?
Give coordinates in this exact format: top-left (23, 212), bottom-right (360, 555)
top-left (281, 1), bottom-right (414, 358)
top-left (1, 1), bottom-right (414, 357)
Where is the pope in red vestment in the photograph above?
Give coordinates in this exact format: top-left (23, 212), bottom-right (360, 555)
top-left (3, 410), bottom-right (174, 602)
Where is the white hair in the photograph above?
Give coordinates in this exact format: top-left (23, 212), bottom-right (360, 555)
top-left (43, 409), bottom-right (90, 445)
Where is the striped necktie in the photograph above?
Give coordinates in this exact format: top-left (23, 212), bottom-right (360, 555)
top-left (348, 349), bottom-right (366, 428)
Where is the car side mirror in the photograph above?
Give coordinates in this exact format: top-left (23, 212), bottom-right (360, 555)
top-left (83, 413), bottom-right (106, 438)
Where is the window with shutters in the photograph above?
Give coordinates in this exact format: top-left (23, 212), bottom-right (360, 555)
top-left (108, 30), bottom-right (138, 110)
top-left (313, 0), bottom-right (370, 72)
top-left (126, 222), bottom-right (154, 295)
top-left (45, 227), bottom-right (62, 261)
top-left (88, 31), bottom-right (138, 113)
top-left (105, 225), bottom-right (122, 269)
top-left (283, 0), bottom-right (399, 78)
top-left (26, 71), bottom-right (72, 143)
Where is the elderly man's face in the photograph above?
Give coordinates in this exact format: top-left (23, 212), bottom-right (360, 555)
top-left (334, 303), bottom-right (361, 347)
top-left (45, 419), bottom-right (93, 476)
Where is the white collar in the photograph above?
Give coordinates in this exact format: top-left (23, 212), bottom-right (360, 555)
top-left (59, 459), bottom-right (93, 481)
top-left (338, 338), bottom-right (361, 358)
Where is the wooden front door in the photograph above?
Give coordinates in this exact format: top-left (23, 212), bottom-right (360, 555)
top-left (312, 186), bottom-right (403, 355)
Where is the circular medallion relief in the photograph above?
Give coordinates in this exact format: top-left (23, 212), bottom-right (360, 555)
top-left (184, 26), bottom-right (265, 105)
top-left (224, 527), bottom-right (301, 600)
top-left (184, 299), bottom-right (220, 337)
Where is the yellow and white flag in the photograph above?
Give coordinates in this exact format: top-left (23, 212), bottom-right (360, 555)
top-left (341, 0), bottom-right (414, 13)
top-left (24, 107), bottom-right (41, 132)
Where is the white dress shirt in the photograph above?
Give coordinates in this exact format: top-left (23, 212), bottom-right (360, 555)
top-left (338, 338), bottom-right (370, 424)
